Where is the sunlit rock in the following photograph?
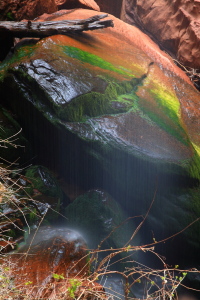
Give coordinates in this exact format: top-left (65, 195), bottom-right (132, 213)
top-left (121, 0), bottom-right (200, 69)
top-left (0, 0), bottom-right (99, 22)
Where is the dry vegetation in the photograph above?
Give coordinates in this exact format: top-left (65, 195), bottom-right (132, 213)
top-left (0, 138), bottom-right (200, 300)
top-left (173, 59), bottom-right (200, 91)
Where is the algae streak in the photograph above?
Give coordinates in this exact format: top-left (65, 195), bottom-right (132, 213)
top-left (61, 46), bottom-right (133, 78)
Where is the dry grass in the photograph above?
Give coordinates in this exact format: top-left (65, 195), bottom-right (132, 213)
top-left (0, 139), bottom-right (199, 300)
top-left (0, 244), bottom-right (198, 300)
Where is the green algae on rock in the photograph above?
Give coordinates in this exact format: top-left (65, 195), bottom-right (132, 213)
top-left (0, 43), bottom-right (37, 81)
top-left (25, 165), bottom-right (62, 198)
top-left (24, 165), bottom-right (63, 222)
top-left (57, 77), bottom-right (145, 121)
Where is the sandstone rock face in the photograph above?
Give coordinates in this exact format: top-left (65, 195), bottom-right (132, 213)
top-left (0, 0), bottom-right (57, 21)
top-left (0, 0), bottom-right (100, 61)
top-left (121, 0), bottom-right (200, 69)
top-left (0, 0), bottom-right (100, 21)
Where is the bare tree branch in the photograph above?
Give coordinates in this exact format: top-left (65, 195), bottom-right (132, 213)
top-left (0, 14), bottom-right (114, 38)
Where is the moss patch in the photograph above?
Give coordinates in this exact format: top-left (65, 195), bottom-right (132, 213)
top-left (65, 189), bottom-right (137, 250)
top-left (25, 165), bottom-right (62, 199)
top-left (56, 77), bottom-right (144, 122)
top-left (0, 44), bottom-right (36, 81)
top-left (188, 143), bottom-right (200, 179)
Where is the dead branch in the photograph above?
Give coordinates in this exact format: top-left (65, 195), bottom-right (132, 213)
top-left (0, 14), bottom-right (114, 38)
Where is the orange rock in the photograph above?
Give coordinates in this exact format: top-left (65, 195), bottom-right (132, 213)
top-left (35, 8), bottom-right (191, 85)
top-left (0, 0), bottom-right (99, 22)
top-left (121, 0), bottom-right (200, 69)
top-left (10, 228), bottom-right (90, 298)
top-left (4, 9), bottom-right (200, 174)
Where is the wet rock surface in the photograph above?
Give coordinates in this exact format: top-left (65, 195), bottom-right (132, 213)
top-left (1, 9), bottom-right (200, 180)
top-left (121, 0), bottom-right (200, 69)
top-left (65, 189), bottom-right (138, 250)
top-left (23, 165), bottom-right (64, 222)
top-left (10, 227), bottom-right (89, 298)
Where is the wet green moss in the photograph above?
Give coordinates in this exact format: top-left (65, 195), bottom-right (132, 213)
top-left (28, 208), bottom-right (38, 224)
top-left (65, 190), bottom-right (138, 250)
top-left (6, 229), bottom-right (16, 238)
top-left (188, 143), bottom-right (200, 179)
top-left (56, 77), bottom-right (143, 121)
top-left (25, 166), bottom-right (62, 199)
top-left (0, 44), bottom-right (36, 81)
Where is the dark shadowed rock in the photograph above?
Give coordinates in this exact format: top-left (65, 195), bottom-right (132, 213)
top-left (65, 189), bottom-right (139, 250)
top-left (95, 0), bottom-right (122, 17)
top-left (0, 0), bottom-right (57, 21)
top-left (0, 106), bottom-right (28, 163)
top-left (23, 165), bottom-right (64, 222)
top-left (0, 217), bottom-right (24, 253)
top-left (55, 0), bottom-right (100, 11)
